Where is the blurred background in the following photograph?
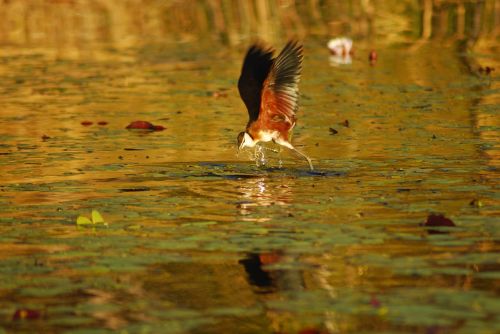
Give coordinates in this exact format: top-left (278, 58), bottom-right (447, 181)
top-left (0, 0), bottom-right (498, 58)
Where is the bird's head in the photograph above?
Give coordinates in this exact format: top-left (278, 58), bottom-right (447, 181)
top-left (237, 131), bottom-right (256, 151)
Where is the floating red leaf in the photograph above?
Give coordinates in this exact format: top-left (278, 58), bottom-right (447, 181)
top-left (421, 214), bottom-right (456, 234)
top-left (126, 121), bottom-right (165, 131)
top-left (423, 214), bottom-right (455, 227)
top-left (13, 309), bottom-right (41, 320)
top-left (126, 121), bottom-right (154, 130)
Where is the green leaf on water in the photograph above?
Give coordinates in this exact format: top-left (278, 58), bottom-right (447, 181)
top-left (91, 210), bottom-right (104, 224)
top-left (76, 210), bottom-right (108, 227)
top-left (76, 216), bottom-right (92, 226)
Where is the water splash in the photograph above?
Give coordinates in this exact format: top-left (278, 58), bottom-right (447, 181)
top-left (246, 145), bottom-right (286, 169)
top-left (253, 145), bottom-right (267, 167)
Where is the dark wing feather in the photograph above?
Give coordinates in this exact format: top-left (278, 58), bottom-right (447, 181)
top-left (261, 41), bottom-right (303, 122)
top-left (238, 44), bottom-right (274, 123)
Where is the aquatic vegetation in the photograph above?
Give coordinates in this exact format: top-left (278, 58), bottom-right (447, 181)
top-left (0, 1), bottom-right (498, 332)
top-left (126, 120), bottom-right (165, 131)
top-left (76, 210), bottom-right (108, 227)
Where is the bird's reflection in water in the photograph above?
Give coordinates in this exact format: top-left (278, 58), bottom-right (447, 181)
top-left (236, 176), bottom-right (294, 221)
top-left (235, 175), bottom-right (303, 293)
top-left (236, 177), bottom-right (333, 333)
top-left (239, 252), bottom-right (305, 295)
top-left (239, 252), bottom-right (334, 334)
top-left (239, 253), bottom-right (276, 294)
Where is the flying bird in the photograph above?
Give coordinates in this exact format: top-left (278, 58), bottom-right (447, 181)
top-left (237, 40), bottom-right (313, 171)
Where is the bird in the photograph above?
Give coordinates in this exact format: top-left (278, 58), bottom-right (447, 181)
top-left (237, 40), bottom-right (314, 171)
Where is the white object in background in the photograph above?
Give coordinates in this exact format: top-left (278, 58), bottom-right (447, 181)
top-left (327, 37), bottom-right (353, 66)
top-left (327, 37), bottom-right (353, 56)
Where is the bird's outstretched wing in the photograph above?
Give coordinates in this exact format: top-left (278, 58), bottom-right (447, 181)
top-left (238, 44), bottom-right (274, 123)
top-left (260, 41), bottom-right (302, 125)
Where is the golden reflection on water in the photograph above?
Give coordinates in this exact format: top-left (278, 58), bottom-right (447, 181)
top-left (237, 176), bottom-right (294, 221)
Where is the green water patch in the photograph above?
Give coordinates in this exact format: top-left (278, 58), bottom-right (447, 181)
top-left (266, 287), bottom-right (499, 330)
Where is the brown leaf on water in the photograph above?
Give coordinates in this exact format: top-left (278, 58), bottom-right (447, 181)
top-left (153, 125), bottom-right (165, 131)
top-left (13, 309), bottom-right (42, 320)
top-left (329, 127), bottom-right (338, 135)
top-left (126, 121), bottom-right (154, 129)
top-left (340, 120), bottom-right (350, 127)
top-left (126, 121), bottom-right (165, 131)
top-left (422, 214), bottom-right (455, 227)
top-left (421, 214), bottom-right (456, 234)
top-left (81, 121), bottom-right (93, 126)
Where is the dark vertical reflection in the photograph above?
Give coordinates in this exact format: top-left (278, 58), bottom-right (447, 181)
top-left (239, 253), bottom-right (276, 293)
top-left (239, 251), bottom-right (305, 295)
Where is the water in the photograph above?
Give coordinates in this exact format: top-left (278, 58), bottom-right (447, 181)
top-left (0, 1), bottom-right (499, 333)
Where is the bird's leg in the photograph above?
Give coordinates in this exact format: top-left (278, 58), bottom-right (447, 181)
top-left (280, 143), bottom-right (314, 171)
top-left (292, 147), bottom-right (314, 171)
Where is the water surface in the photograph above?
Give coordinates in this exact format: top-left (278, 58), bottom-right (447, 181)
top-left (0, 1), bottom-right (499, 333)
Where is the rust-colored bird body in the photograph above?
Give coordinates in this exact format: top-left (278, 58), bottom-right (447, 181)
top-left (237, 40), bottom-right (313, 170)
